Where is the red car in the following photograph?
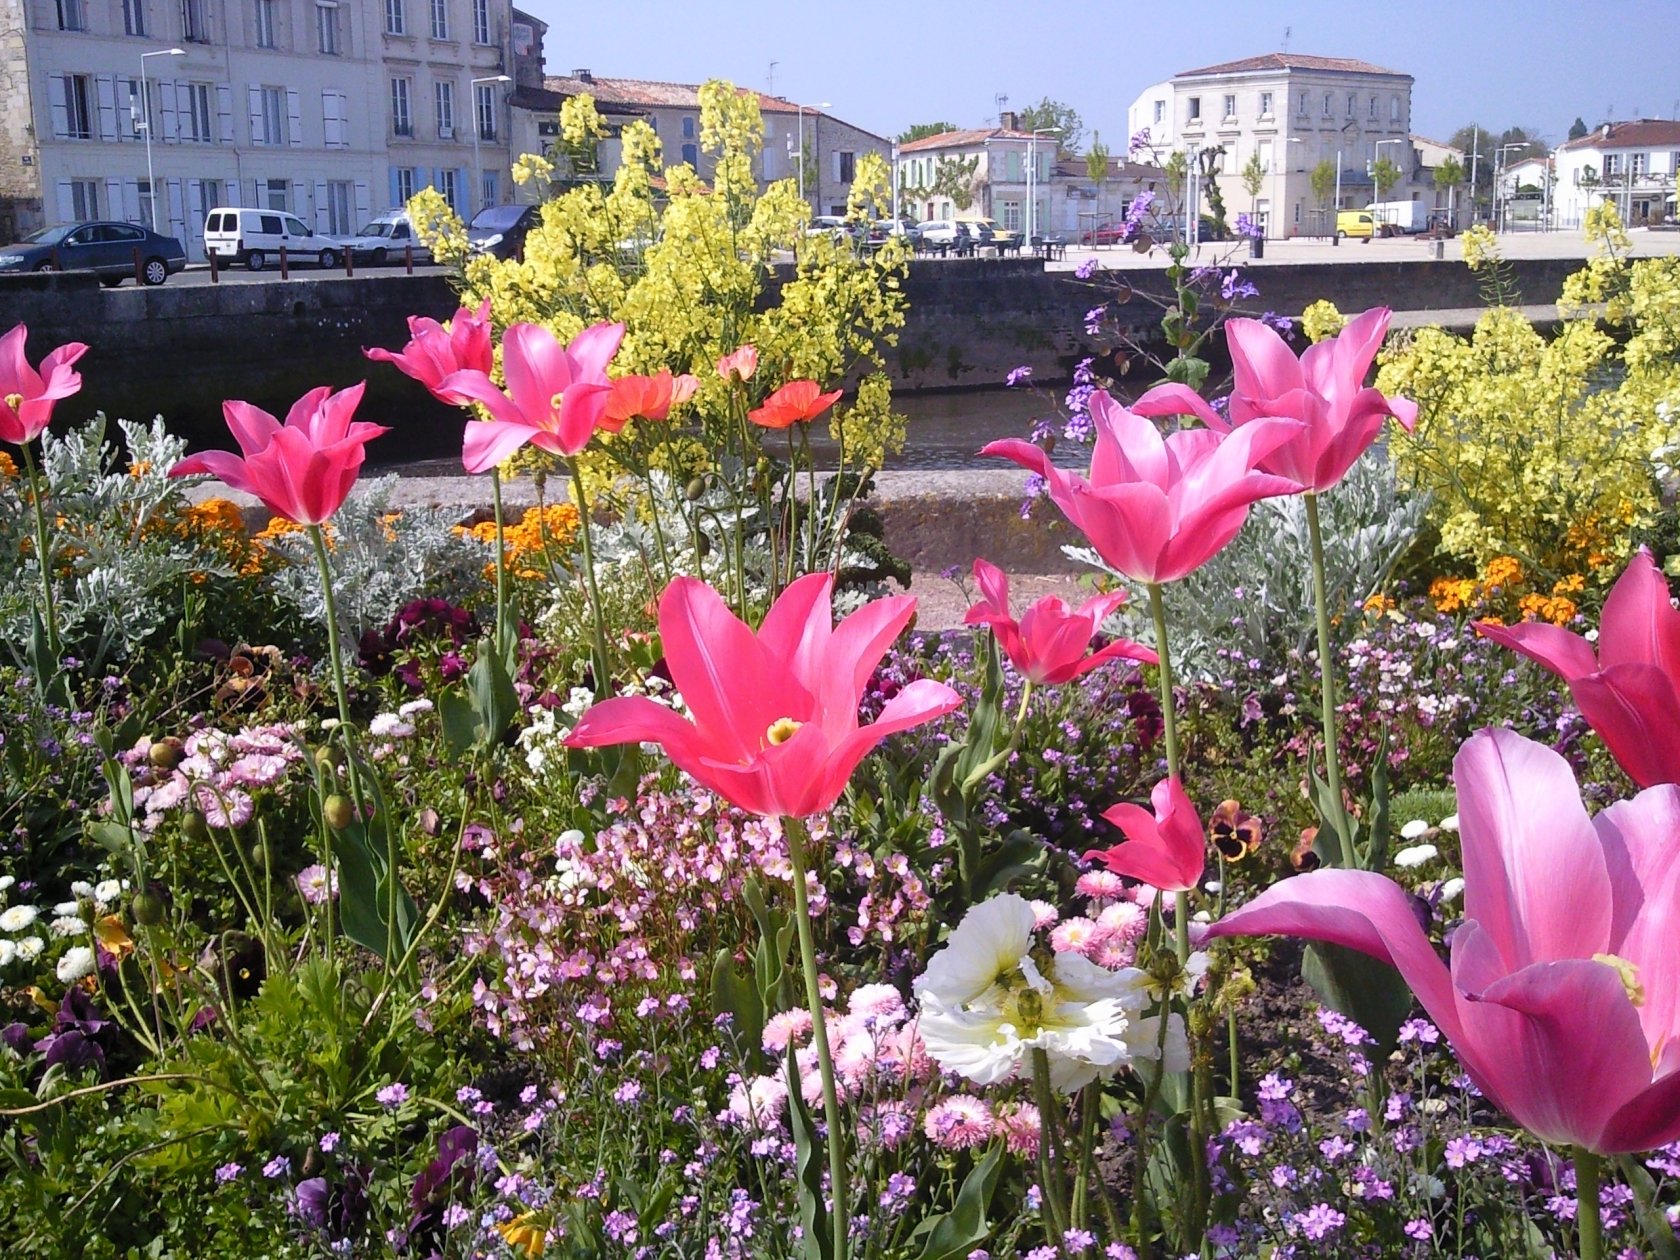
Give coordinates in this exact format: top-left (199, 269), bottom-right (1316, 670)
top-left (1080, 222), bottom-right (1129, 246)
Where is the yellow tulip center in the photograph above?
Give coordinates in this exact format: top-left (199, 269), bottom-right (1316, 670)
top-left (3, 393), bottom-right (22, 413)
top-left (550, 391), bottom-right (566, 412)
top-left (1593, 953), bottom-right (1646, 1008)
top-left (765, 717), bottom-right (802, 746)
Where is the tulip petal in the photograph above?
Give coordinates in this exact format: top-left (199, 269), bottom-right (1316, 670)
top-left (221, 400), bottom-right (283, 458)
top-left (168, 449), bottom-right (258, 494)
top-left (1572, 665), bottom-right (1680, 789)
top-left (1229, 316), bottom-right (1308, 409)
top-left (1089, 391), bottom-right (1168, 489)
top-left (1598, 549), bottom-right (1680, 676)
top-left (567, 321), bottom-right (627, 380)
top-left (757, 572), bottom-right (832, 706)
top-left (824, 592), bottom-right (918, 712)
top-left (461, 418), bottom-right (540, 475)
top-left (437, 369), bottom-right (522, 427)
top-left (1453, 727), bottom-right (1611, 968)
top-left (1129, 382), bottom-right (1230, 431)
top-left (1594, 785), bottom-right (1680, 1056)
top-left (659, 577), bottom-right (781, 762)
top-left (1473, 617), bottom-right (1599, 683)
top-left (1600, 1072), bottom-right (1680, 1154)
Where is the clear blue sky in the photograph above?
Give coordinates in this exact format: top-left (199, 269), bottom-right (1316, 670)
top-left (515, 1), bottom-right (1679, 149)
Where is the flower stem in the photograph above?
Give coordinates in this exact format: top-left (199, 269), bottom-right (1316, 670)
top-left (489, 468), bottom-right (511, 661)
top-left (1574, 1147), bottom-right (1603, 1260)
top-left (19, 442), bottom-right (61, 661)
top-left (784, 815), bottom-right (848, 1259)
top-left (1304, 492), bottom-right (1352, 867)
top-left (309, 526), bottom-right (353, 733)
top-left (1145, 583), bottom-right (1188, 965)
top-left (1071, 1080), bottom-right (1100, 1230)
top-left (1030, 1047), bottom-right (1071, 1243)
top-left (569, 462), bottom-right (611, 693)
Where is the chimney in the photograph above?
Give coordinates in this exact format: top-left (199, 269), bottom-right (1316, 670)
top-left (1601, 122), bottom-right (1612, 139)
top-left (574, 68), bottom-right (593, 83)
top-left (1000, 109), bottom-right (1018, 131)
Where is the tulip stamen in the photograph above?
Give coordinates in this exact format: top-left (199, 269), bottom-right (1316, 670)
top-left (1592, 953), bottom-right (1646, 1008)
top-left (3, 392), bottom-right (21, 413)
top-left (764, 717), bottom-right (803, 747)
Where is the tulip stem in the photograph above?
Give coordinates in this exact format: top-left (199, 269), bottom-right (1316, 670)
top-left (783, 815), bottom-right (848, 1259)
top-left (489, 469), bottom-right (512, 663)
top-left (309, 526), bottom-right (353, 734)
top-left (1145, 583), bottom-right (1189, 966)
top-left (570, 463), bottom-right (612, 694)
top-left (1574, 1147), bottom-right (1603, 1260)
top-left (1304, 493), bottom-right (1352, 868)
top-left (19, 442), bottom-right (62, 662)
top-left (1030, 1048), bottom-right (1071, 1243)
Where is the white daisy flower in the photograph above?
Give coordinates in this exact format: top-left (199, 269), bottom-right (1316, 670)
top-left (1393, 843), bottom-right (1440, 869)
top-left (56, 945), bottom-right (96, 984)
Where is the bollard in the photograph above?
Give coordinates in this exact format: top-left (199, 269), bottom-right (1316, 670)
top-left (133, 246), bottom-right (143, 283)
top-left (279, 246), bottom-right (289, 280)
top-left (209, 248), bottom-right (219, 284)
top-left (345, 246), bottom-right (354, 277)
top-left (405, 242), bottom-right (413, 274)
top-left (1433, 238), bottom-right (1445, 260)
top-left (1331, 233), bottom-right (1340, 247)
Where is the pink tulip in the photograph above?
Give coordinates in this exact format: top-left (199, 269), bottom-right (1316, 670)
top-left (1085, 777), bottom-right (1206, 894)
top-left (440, 321), bottom-right (624, 473)
top-left (982, 391), bottom-right (1303, 584)
top-left (0, 323), bottom-right (90, 447)
top-left (1208, 727), bottom-right (1680, 1155)
top-left (963, 559), bottom-right (1157, 685)
top-left (364, 299), bottom-right (494, 406)
top-left (1477, 548), bottom-right (1680, 788)
top-left (1130, 307), bottom-right (1418, 494)
top-left (565, 573), bottom-right (963, 818)
top-left (168, 383), bottom-right (387, 525)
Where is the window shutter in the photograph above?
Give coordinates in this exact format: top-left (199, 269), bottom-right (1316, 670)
top-left (49, 77), bottom-right (70, 139)
top-left (159, 81), bottom-right (179, 143)
top-left (166, 178), bottom-right (189, 254)
top-left (186, 179), bottom-right (206, 249)
top-left (458, 167), bottom-right (469, 217)
top-left (416, 166), bottom-right (432, 194)
top-left (96, 75), bottom-right (118, 141)
top-left (247, 85), bottom-right (265, 146)
top-left (106, 177), bottom-right (125, 221)
top-left (56, 180), bottom-right (76, 222)
top-left (313, 180), bottom-right (330, 231)
top-left (292, 181), bottom-right (308, 222)
top-left (216, 83), bottom-right (233, 143)
top-left (354, 181), bottom-right (371, 224)
top-left (286, 88), bottom-right (302, 146)
top-left (388, 168), bottom-right (401, 210)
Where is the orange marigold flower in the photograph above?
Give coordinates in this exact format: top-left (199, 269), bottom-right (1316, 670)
top-left (0, 450), bottom-right (16, 477)
top-left (1482, 555), bottom-right (1524, 590)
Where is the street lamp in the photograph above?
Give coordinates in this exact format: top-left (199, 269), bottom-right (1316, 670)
top-left (1495, 142), bottom-right (1527, 231)
top-left (139, 47), bottom-right (186, 231)
top-left (1372, 137), bottom-right (1406, 231)
top-left (794, 101), bottom-right (831, 212)
top-left (470, 74), bottom-right (512, 216)
top-left (1026, 127), bottom-right (1059, 244)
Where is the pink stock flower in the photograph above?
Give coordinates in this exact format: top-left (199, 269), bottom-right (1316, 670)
top-left (1085, 777), bottom-right (1207, 894)
top-left (603, 370), bottom-right (699, 430)
top-left (363, 299), bottom-right (493, 405)
top-left (1477, 549), bottom-right (1680, 788)
top-left (1208, 727), bottom-right (1680, 1155)
top-left (0, 323), bottom-right (90, 446)
top-left (716, 345), bottom-right (758, 382)
top-left (963, 558), bottom-right (1157, 685)
top-left (1130, 306), bottom-right (1418, 494)
top-left (168, 383), bottom-right (387, 525)
top-left (564, 573), bottom-right (963, 818)
top-left (982, 391), bottom-right (1302, 585)
top-left (440, 321), bottom-right (624, 473)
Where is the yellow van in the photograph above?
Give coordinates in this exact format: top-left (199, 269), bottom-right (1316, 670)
top-left (1335, 210), bottom-right (1374, 240)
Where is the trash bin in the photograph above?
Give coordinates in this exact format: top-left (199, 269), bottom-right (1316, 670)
top-left (1251, 236), bottom-right (1264, 259)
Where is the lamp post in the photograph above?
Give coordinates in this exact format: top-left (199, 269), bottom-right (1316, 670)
top-left (1372, 136), bottom-right (1406, 231)
top-left (795, 101), bottom-right (831, 213)
top-left (470, 74), bottom-right (512, 216)
top-left (1027, 126), bottom-right (1059, 244)
top-left (1285, 135), bottom-right (1305, 238)
top-left (1495, 142), bottom-right (1527, 232)
top-left (139, 47), bottom-right (186, 231)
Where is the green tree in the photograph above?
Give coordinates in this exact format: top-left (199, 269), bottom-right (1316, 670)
top-left (1016, 97), bottom-right (1084, 156)
top-left (1240, 150), bottom-right (1265, 209)
top-left (897, 121), bottom-right (955, 144)
top-left (1198, 145), bottom-right (1229, 236)
top-left (901, 154), bottom-right (981, 213)
top-left (1567, 116), bottom-right (1589, 141)
top-left (1086, 131), bottom-right (1111, 185)
top-left (1435, 154), bottom-right (1465, 224)
top-left (1371, 156), bottom-right (1402, 201)
top-left (1310, 159), bottom-right (1337, 208)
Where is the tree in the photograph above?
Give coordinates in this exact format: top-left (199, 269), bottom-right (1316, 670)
top-left (1086, 131), bottom-right (1111, 185)
top-left (897, 121), bottom-right (956, 144)
top-left (900, 154), bottom-right (981, 213)
top-left (1449, 123), bottom-right (1549, 208)
top-left (1435, 155), bottom-right (1465, 224)
top-left (1240, 151), bottom-right (1265, 209)
top-left (1016, 97), bottom-right (1084, 157)
top-left (1568, 116), bottom-right (1589, 141)
top-left (1371, 157), bottom-right (1402, 202)
top-left (1310, 159), bottom-right (1337, 209)
top-left (1198, 147), bottom-right (1229, 236)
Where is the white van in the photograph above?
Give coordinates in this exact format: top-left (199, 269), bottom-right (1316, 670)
top-left (336, 211), bottom-right (432, 266)
top-left (202, 208), bottom-right (343, 271)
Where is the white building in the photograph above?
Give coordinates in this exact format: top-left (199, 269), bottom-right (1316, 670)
top-left (1554, 119), bottom-right (1680, 229)
top-left (1126, 80), bottom-right (1177, 152)
top-left (1136, 52), bottom-right (1416, 239)
top-left (895, 116), bottom-right (1055, 233)
top-left (0, 0), bottom-right (517, 256)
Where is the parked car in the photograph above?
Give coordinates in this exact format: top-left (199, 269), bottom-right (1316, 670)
top-left (1335, 209), bottom-right (1375, 240)
top-left (804, 215), bottom-right (862, 245)
top-left (863, 218), bottom-right (920, 250)
top-left (467, 204), bottom-right (541, 259)
top-left (338, 211), bottom-right (432, 265)
top-left (961, 217), bottom-right (1021, 251)
top-left (1080, 221), bottom-right (1129, 246)
top-left (917, 220), bottom-right (975, 255)
top-left (0, 221), bottom-right (186, 285)
top-left (203, 207), bottom-right (343, 271)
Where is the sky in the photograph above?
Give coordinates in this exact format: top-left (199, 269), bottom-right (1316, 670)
top-left (514, 0), bottom-right (1680, 150)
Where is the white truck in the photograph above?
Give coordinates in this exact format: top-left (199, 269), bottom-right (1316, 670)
top-left (1365, 201), bottom-right (1428, 235)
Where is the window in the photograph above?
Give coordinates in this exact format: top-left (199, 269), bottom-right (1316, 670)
top-left (1258, 139), bottom-right (1274, 172)
top-left (1298, 90), bottom-right (1308, 116)
top-left (438, 168), bottom-right (459, 215)
top-left (681, 116), bottom-right (695, 139)
top-left (1152, 99), bottom-right (1164, 124)
top-left (316, 2), bottom-right (339, 53)
top-left (430, 0), bottom-right (447, 39)
top-left (475, 82), bottom-right (496, 140)
top-left (137, 178), bottom-right (154, 229)
top-left (321, 89), bottom-right (348, 147)
top-left (182, 82), bottom-right (212, 142)
top-left (1223, 93), bottom-right (1236, 119)
top-left (57, 0), bottom-right (86, 31)
top-left (70, 179), bottom-right (99, 220)
top-left (1347, 92), bottom-right (1356, 119)
top-left (61, 74), bottom-right (93, 139)
top-left (1631, 152), bottom-right (1648, 176)
top-left (680, 143), bottom-right (697, 166)
top-left (395, 167), bottom-right (417, 203)
top-left (325, 181), bottom-right (352, 234)
top-left (254, 0), bottom-right (276, 47)
top-left (182, 0), bottom-right (209, 41)
top-left (998, 200), bottom-right (1021, 231)
top-left (123, 0), bottom-right (146, 35)
top-left (1259, 91), bottom-right (1273, 117)
top-left (385, 0), bottom-right (405, 35)
top-left (263, 177), bottom-right (288, 210)
top-left (1186, 96), bottom-right (1201, 121)
top-left (1368, 95), bottom-right (1378, 120)
top-left (837, 150), bottom-right (855, 182)
top-left (392, 77), bottom-right (412, 136)
top-left (1392, 97), bottom-right (1402, 123)
top-left (479, 170), bottom-right (496, 212)
top-left (1605, 154), bottom-right (1622, 178)
top-left (473, 0), bottom-right (490, 43)
top-left (261, 85), bottom-right (284, 144)
top-left (435, 81), bottom-right (454, 137)
top-left (1323, 92), bottom-right (1333, 117)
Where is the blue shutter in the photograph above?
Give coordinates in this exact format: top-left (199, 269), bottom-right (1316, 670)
top-left (388, 167), bottom-right (401, 210)
top-left (416, 166), bottom-right (432, 194)
top-left (458, 167), bottom-right (469, 216)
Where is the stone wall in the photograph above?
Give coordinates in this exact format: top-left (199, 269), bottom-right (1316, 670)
top-left (0, 0), bottom-right (41, 242)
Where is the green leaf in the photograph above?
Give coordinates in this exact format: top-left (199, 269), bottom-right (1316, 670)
top-left (468, 636), bottom-right (518, 745)
top-left (1618, 1155), bottom-right (1680, 1260)
top-left (1301, 940), bottom-right (1413, 1058)
top-left (709, 950), bottom-right (764, 1068)
top-left (915, 1143), bottom-right (1005, 1260)
top-left (785, 1047), bottom-right (832, 1260)
top-left (437, 688), bottom-right (480, 758)
top-left (329, 814), bottom-right (417, 962)
top-left (84, 819), bottom-right (134, 855)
